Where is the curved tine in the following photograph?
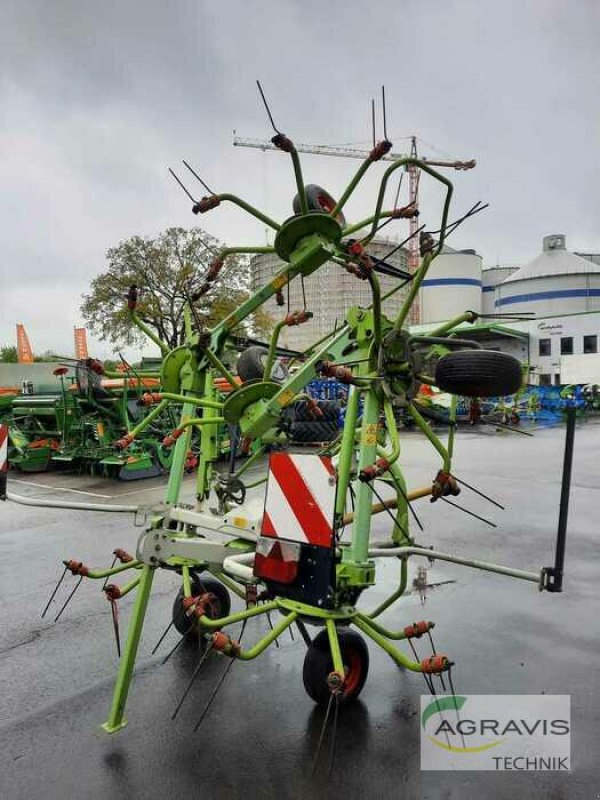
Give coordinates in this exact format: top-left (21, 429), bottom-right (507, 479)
top-left (193, 619), bottom-right (247, 731)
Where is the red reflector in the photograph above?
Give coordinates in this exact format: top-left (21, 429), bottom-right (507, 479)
top-left (253, 536), bottom-right (301, 584)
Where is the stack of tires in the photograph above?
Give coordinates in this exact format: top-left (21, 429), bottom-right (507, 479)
top-left (289, 399), bottom-right (340, 444)
top-left (236, 345), bottom-right (340, 444)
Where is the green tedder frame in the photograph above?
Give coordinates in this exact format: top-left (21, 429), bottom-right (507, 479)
top-left (7, 126), bottom-right (570, 738)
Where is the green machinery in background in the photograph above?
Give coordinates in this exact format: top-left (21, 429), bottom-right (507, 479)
top-left (2, 360), bottom-right (180, 480)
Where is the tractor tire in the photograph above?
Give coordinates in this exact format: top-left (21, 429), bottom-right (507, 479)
top-left (292, 399), bottom-right (339, 423)
top-left (292, 184), bottom-right (346, 227)
top-left (290, 420), bottom-right (339, 443)
top-left (434, 350), bottom-right (522, 398)
top-left (236, 346), bottom-right (288, 384)
top-left (172, 573), bottom-right (231, 639)
top-left (303, 628), bottom-right (369, 706)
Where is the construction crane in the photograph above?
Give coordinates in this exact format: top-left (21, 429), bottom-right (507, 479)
top-left (233, 133), bottom-right (476, 323)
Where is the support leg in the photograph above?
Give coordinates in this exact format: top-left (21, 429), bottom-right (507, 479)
top-left (102, 565), bottom-right (155, 733)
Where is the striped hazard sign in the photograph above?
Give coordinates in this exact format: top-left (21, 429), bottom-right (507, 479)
top-left (261, 453), bottom-right (336, 548)
top-left (0, 424), bottom-right (8, 498)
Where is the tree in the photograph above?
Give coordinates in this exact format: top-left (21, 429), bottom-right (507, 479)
top-left (81, 227), bottom-right (272, 350)
top-left (0, 345), bottom-right (18, 363)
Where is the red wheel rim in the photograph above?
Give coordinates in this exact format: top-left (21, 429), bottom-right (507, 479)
top-left (317, 193), bottom-right (336, 213)
top-left (342, 649), bottom-right (362, 696)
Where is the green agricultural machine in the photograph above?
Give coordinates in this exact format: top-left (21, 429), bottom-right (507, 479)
top-left (10, 92), bottom-right (574, 765)
top-left (4, 359), bottom-right (180, 479)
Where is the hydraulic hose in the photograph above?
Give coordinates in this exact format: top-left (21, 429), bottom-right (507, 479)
top-left (5, 493), bottom-right (138, 513)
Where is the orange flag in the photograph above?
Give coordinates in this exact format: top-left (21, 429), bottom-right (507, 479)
top-left (74, 327), bottom-right (89, 359)
top-left (16, 324), bottom-right (34, 363)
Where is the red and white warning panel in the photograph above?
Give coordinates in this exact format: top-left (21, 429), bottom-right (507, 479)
top-left (253, 538), bottom-right (301, 585)
top-left (260, 453), bottom-right (336, 547)
top-left (0, 424), bottom-right (8, 499)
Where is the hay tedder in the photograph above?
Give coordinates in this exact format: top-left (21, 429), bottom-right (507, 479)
top-left (3, 95), bottom-right (574, 761)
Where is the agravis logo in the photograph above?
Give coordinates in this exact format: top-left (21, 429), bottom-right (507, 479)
top-left (422, 696), bottom-right (505, 753)
top-left (420, 694), bottom-right (570, 771)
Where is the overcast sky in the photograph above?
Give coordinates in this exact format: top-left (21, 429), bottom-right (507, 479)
top-left (2, 0), bottom-right (599, 358)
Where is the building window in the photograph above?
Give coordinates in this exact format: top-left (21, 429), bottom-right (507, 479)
top-left (539, 338), bottom-right (551, 357)
top-left (554, 374), bottom-right (561, 386)
top-left (560, 337), bottom-right (573, 355)
top-left (584, 335), bottom-right (598, 354)
top-left (539, 374), bottom-right (552, 386)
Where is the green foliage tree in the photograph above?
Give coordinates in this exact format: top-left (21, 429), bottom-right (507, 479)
top-left (0, 345), bottom-right (18, 363)
top-left (34, 351), bottom-right (60, 363)
top-left (81, 227), bottom-right (272, 350)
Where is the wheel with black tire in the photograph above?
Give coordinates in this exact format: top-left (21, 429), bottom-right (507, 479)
top-left (172, 573), bottom-right (231, 638)
top-left (236, 346), bottom-right (288, 384)
top-left (236, 346), bottom-right (268, 382)
top-left (302, 628), bottom-right (369, 706)
top-left (293, 184), bottom-right (346, 227)
top-left (434, 349), bottom-right (523, 398)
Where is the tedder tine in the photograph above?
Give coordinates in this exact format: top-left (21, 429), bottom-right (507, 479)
top-left (193, 619), bottom-right (248, 732)
top-left (54, 576), bottom-right (83, 623)
top-left (41, 565), bottom-right (68, 619)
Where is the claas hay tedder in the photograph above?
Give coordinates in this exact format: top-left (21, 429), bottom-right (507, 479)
top-left (3, 89), bottom-right (573, 764)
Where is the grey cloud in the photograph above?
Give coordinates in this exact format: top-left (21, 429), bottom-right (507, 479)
top-left (1, 0), bottom-right (599, 357)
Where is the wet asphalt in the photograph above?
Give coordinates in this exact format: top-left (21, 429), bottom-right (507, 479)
top-left (0, 420), bottom-right (599, 799)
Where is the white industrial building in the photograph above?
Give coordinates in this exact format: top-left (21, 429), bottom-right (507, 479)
top-left (417, 234), bottom-right (600, 385)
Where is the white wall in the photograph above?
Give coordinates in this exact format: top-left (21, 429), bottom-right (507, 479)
top-left (506, 313), bottom-right (600, 384)
top-left (560, 354), bottom-right (600, 384)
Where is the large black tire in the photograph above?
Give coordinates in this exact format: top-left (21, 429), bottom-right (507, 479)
top-left (293, 399), bottom-right (339, 423)
top-left (236, 346), bottom-right (288, 384)
top-left (290, 420), bottom-right (339, 443)
top-left (172, 573), bottom-right (231, 638)
top-left (435, 350), bottom-right (522, 398)
top-left (292, 184), bottom-right (346, 227)
top-left (236, 346), bottom-right (268, 382)
top-left (303, 628), bottom-right (369, 706)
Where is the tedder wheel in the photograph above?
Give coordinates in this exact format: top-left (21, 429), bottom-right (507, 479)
top-left (236, 345), bottom-right (287, 384)
top-left (172, 573), bottom-right (232, 638)
top-left (434, 349), bottom-right (523, 398)
top-left (302, 628), bottom-right (369, 707)
top-left (292, 184), bottom-right (346, 228)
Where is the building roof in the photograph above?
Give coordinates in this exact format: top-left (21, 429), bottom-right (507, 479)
top-left (409, 321), bottom-right (527, 341)
top-left (502, 234), bottom-right (600, 285)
